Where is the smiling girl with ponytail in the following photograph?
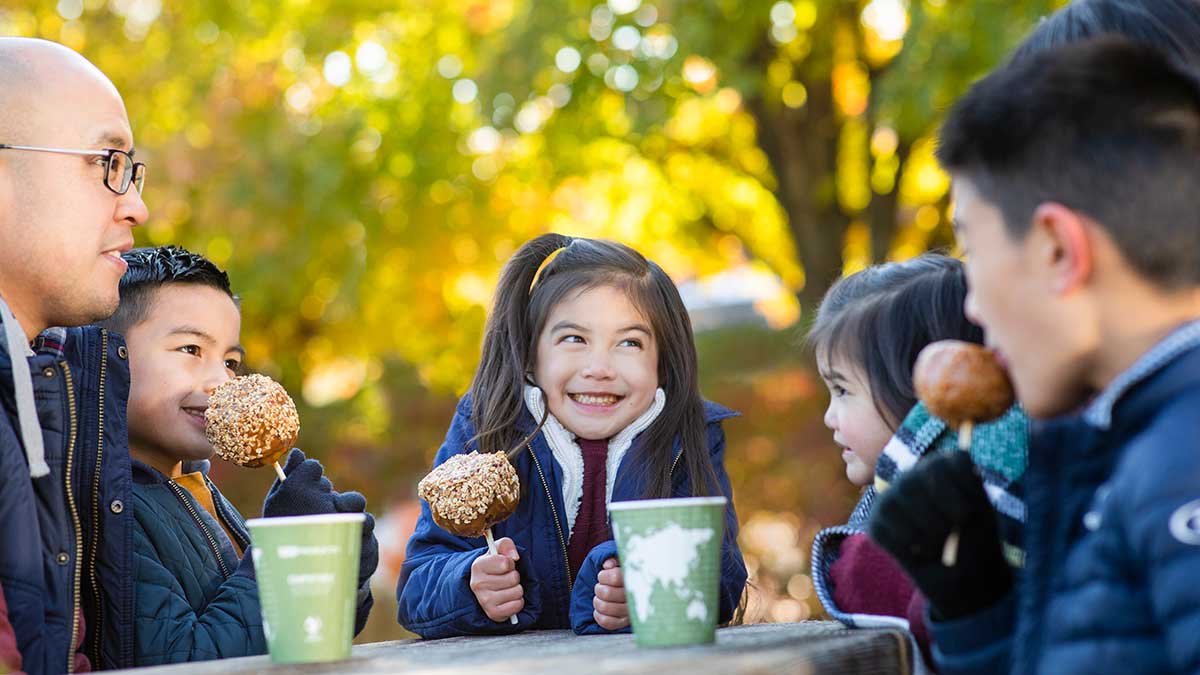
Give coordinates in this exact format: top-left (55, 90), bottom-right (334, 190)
top-left (397, 233), bottom-right (747, 638)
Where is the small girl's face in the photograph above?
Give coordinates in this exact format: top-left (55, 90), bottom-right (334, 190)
top-left (534, 284), bottom-right (659, 441)
top-left (820, 352), bottom-right (895, 487)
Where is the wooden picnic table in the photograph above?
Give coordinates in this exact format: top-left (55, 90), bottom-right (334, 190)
top-left (111, 622), bottom-right (914, 674)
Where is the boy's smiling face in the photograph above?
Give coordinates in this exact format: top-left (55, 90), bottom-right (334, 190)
top-left (953, 177), bottom-right (1097, 418)
top-left (124, 283), bottom-right (243, 476)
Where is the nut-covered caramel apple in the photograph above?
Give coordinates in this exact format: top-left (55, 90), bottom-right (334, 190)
top-left (418, 451), bottom-right (520, 538)
top-left (205, 374), bottom-right (300, 471)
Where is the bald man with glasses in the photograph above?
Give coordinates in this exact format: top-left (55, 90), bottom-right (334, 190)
top-left (0, 37), bottom-right (148, 673)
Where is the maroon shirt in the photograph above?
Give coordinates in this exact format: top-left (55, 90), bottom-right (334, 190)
top-left (567, 438), bottom-right (612, 580)
top-left (830, 533), bottom-right (932, 668)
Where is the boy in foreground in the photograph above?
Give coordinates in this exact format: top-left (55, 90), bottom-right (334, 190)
top-left (103, 246), bottom-right (378, 665)
top-left (869, 39), bottom-right (1200, 674)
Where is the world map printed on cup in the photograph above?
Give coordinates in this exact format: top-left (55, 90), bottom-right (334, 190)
top-left (609, 496), bottom-right (726, 647)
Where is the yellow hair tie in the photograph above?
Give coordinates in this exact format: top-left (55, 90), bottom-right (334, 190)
top-left (530, 245), bottom-right (568, 291)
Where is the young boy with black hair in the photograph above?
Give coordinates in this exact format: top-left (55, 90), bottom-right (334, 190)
top-left (868, 39), bottom-right (1200, 674)
top-left (102, 246), bottom-right (378, 665)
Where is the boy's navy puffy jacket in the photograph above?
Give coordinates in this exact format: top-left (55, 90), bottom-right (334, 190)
top-left (932, 336), bottom-right (1200, 674)
top-left (0, 325), bottom-right (134, 673)
top-left (397, 394), bottom-right (747, 638)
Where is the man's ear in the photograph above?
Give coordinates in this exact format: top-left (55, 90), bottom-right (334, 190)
top-left (1031, 202), bottom-right (1092, 295)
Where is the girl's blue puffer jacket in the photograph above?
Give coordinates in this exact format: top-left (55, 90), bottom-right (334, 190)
top-left (397, 394), bottom-right (747, 638)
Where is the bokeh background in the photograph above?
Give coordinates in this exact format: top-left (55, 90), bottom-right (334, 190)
top-left (6, 0), bottom-right (1064, 641)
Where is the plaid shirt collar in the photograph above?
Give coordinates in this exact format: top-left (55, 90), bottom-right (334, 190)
top-left (32, 327), bottom-right (67, 358)
top-left (1083, 319), bottom-right (1200, 430)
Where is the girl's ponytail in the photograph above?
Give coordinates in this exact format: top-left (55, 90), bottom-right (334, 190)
top-left (469, 233), bottom-right (573, 460)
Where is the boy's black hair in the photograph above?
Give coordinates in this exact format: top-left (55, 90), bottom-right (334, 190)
top-left (101, 245), bottom-right (236, 335)
top-left (1013, 0), bottom-right (1200, 65)
top-left (937, 38), bottom-right (1200, 289)
top-left (808, 254), bottom-right (983, 429)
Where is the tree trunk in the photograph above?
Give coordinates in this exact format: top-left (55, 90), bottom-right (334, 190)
top-left (866, 141), bottom-right (909, 263)
top-left (747, 75), bottom-right (847, 313)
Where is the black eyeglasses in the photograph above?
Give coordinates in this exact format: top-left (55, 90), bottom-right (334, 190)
top-left (0, 144), bottom-right (146, 195)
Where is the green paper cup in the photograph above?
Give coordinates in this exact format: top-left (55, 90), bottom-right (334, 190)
top-left (609, 496), bottom-right (726, 647)
top-left (246, 513), bottom-right (364, 664)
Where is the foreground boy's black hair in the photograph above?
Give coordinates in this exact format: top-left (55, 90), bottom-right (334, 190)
top-left (1013, 0), bottom-right (1200, 65)
top-left (808, 254), bottom-right (982, 429)
top-left (937, 38), bottom-right (1200, 289)
top-left (101, 245), bottom-right (236, 335)
top-left (470, 233), bottom-right (717, 500)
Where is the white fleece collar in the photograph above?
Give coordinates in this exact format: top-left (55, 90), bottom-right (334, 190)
top-left (0, 296), bottom-right (49, 478)
top-left (523, 385), bottom-right (666, 534)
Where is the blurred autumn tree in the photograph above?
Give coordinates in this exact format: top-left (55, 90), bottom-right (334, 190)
top-left (4, 0), bottom-right (1062, 628)
top-left (4, 0), bottom-right (1060, 395)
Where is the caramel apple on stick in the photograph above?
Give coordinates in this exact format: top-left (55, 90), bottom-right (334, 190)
top-left (913, 340), bottom-right (1015, 566)
top-left (418, 451), bottom-right (521, 623)
top-left (205, 374), bottom-right (300, 482)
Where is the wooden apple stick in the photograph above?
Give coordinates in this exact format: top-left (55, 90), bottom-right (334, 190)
top-left (274, 462), bottom-right (287, 482)
top-left (941, 420), bottom-right (975, 566)
top-left (485, 528), bottom-right (519, 625)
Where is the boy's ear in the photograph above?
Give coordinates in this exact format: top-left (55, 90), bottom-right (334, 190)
top-left (1031, 202), bottom-right (1092, 296)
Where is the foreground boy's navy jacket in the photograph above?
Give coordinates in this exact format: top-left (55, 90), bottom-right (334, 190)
top-left (932, 322), bottom-right (1200, 674)
top-left (131, 459), bottom-right (263, 665)
top-left (397, 394), bottom-right (747, 638)
top-left (131, 457), bottom-right (377, 665)
top-left (0, 323), bottom-right (135, 672)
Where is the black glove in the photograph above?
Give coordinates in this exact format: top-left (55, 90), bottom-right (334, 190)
top-left (332, 490), bottom-right (379, 589)
top-left (867, 451), bottom-right (1012, 620)
top-left (262, 448), bottom-right (337, 518)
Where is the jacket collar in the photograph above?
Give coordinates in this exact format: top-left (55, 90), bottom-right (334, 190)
top-left (132, 457), bottom-right (213, 485)
top-left (32, 327), bottom-right (67, 358)
top-left (1083, 319), bottom-right (1200, 430)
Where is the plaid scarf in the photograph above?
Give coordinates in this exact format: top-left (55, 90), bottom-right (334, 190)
top-left (874, 401), bottom-right (1029, 568)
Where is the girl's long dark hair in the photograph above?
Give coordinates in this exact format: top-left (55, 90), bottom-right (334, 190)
top-left (806, 253), bottom-right (983, 429)
top-left (468, 233), bottom-right (717, 499)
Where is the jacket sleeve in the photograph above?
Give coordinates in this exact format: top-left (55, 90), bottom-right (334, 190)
top-left (354, 577), bottom-right (374, 638)
top-left (395, 399), bottom-right (542, 639)
top-left (1120, 420), bottom-right (1200, 672)
top-left (929, 590), bottom-right (1016, 675)
top-left (570, 540), bottom-right (624, 635)
top-left (131, 519), bottom-right (266, 665)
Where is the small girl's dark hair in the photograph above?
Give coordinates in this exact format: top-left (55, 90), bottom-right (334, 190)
top-left (468, 233), bottom-right (717, 499)
top-left (806, 253), bottom-right (983, 429)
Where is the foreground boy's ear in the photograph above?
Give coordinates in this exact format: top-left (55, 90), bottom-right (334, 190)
top-left (1032, 202), bottom-right (1093, 296)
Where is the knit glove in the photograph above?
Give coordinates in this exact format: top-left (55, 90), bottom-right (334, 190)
top-left (331, 490), bottom-right (380, 590)
top-left (867, 451), bottom-right (1012, 621)
top-left (261, 448), bottom-right (337, 518)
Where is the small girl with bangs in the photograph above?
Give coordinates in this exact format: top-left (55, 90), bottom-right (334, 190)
top-left (397, 234), bottom-right (747, 638)
top-left (806, 254), bottom-right (1028, 668)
